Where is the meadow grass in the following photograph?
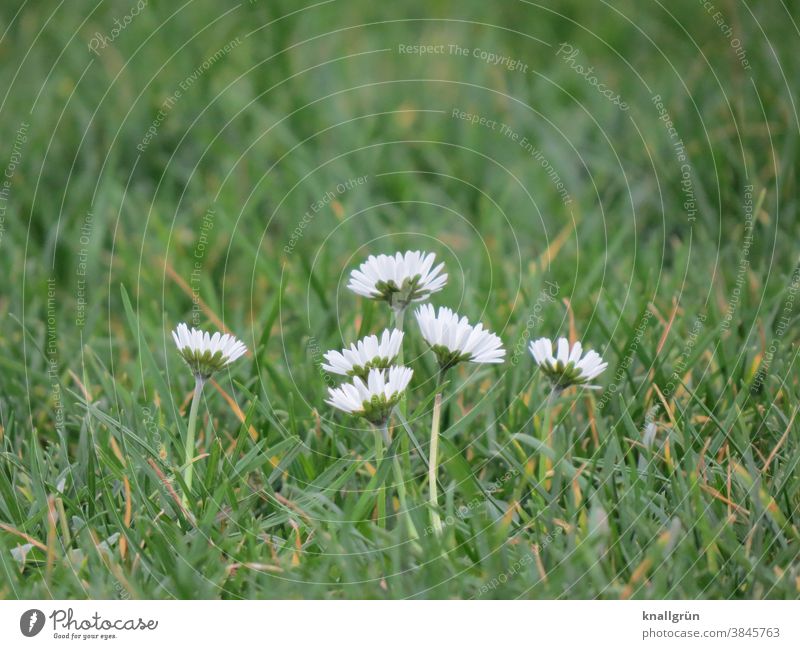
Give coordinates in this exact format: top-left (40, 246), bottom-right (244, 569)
top-left (0, 0), bottom-right (798, 598)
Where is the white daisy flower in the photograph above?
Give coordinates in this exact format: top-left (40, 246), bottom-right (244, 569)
top-left (347, 250), bottom-right (447, 310)
top-left (325, 366), bottom-right (413, 424)
top-left (322, 329), bottom-right (404, 379)
top-left (415, 304), bottom-right (505, 369)
top-left (529, 337), bottom-right (607, 390)
top-left (172, 322), bottom-right (247, 379)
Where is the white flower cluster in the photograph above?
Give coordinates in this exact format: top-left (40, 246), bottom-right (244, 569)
top-left (169, 251), bottom-right (608, 427)
top-left (324, 249), bottom-right (511, 426)
top-left (166, 249), bottom-right (610, 523)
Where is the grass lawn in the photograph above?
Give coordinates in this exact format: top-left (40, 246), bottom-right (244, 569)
top-left (0, 0), bottom-right (798, 599)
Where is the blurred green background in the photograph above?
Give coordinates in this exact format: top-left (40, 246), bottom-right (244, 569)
top-left (0, 0), bottom-right (798, 599)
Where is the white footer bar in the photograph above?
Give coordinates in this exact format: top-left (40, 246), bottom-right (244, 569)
top-left (1, 600), bottom-right (797, 648)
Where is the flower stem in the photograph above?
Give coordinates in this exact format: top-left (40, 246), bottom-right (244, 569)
top-left (384, 412), bottom-right (418, 539)
top-left (392, 306), bottom-right (413, 483)
top-left (393, 307), bottom-right (406, 412)
top-left (538, 388), bottom-right (557, 486)
top-left (373, 423), bottom-right (386, 529)
top-left (182, 376), bottom-right (205, 508)
top-left (428, 369), bottom-right (447, 535)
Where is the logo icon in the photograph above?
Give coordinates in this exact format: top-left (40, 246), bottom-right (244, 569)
top-left (20, 609), bottom-right (45, 637)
